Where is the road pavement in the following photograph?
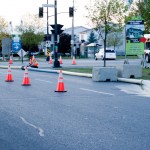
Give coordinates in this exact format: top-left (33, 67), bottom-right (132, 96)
top-left (0, 69), bottom-right (150, 150)
top-left (1, 57), bottom-right (150, 68)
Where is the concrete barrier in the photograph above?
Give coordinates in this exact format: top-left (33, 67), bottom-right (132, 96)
top-left (92, 67), bottom-right (117, 81)
top-left (117, 64), bottom-right (142, 78)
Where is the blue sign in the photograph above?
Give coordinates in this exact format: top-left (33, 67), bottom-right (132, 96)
top-left (12, 35), bottom-right (21, 53)
top-left (12, 41), bottom-right (21, 53)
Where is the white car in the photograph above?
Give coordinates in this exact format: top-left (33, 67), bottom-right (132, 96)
top-left (95, 48), bottom-right (116, 60)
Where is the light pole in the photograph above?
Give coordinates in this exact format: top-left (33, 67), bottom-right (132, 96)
top-left (71, 0), bottom-right (75, 58)
top-left (53, 0), bottom-right (60, 68)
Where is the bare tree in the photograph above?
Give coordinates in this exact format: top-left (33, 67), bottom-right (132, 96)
top-left (15, 13), bottom-right (45, 54)
top-left (106, 32), bottom-right (123, 50)
top-left (86, 0), bottom-right (127, 66)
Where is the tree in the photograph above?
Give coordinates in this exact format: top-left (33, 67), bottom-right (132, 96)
top-left (0, 17), bottom-right (11, 51)
top-left (21, 31), bottom-right (44, 53)
top-left (130, 0), bottom-right (150, 33)
top-left (16, 13), bottom-right (45, 54)
top-left (0, 16), bottom-right (8, 33)
top-left (58, 33), bottom-right (71, 54)
top-left (16, 13), bottom-right (45, 33)
top-left (87, 31), bottom-right (97, 43)
top-left (106, 32), bottom-right (123, 50)
top-left (85, 0), bottom-right (128, 66)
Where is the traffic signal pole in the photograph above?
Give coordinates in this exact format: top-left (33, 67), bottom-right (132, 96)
top-left (53, 0), bottom-right (60, 68)
top-left (71, 0), bottom-right (74, 58)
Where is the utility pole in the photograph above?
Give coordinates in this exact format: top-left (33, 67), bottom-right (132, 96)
top-left (47, 0), bottom-right (49, 36)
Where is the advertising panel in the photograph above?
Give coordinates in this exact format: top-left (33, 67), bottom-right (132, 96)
top-left (126, 19), bottom-right (144, 55)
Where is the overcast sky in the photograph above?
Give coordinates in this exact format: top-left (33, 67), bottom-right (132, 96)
top-left (0, 0), bottom-right (91, 29)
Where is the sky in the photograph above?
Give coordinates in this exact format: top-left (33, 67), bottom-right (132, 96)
top-left (0, 0), bottom-right (91, 30)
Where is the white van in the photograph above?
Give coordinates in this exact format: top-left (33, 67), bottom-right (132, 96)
top-left (95, 48), bottom-right (116, 60)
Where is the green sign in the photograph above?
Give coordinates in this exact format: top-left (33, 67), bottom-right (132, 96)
top-left (126, 19), bottom-right (144, 55)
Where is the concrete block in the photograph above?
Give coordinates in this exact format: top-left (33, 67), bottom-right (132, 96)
top-left (92, 67), bottom-right (117, 81)
top-left (117, 64), bottom-right (142, 78)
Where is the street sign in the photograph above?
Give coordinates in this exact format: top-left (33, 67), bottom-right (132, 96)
top-left (42, 4), bottom-right (55, 7)
top-left (12, 41), bottom-right (21, 52)
top-left (17, 49), bottom-right (26, 57)
top-left (140, 37), bottom-right (147, 43)
top-left (12, 35), bottom-right (21, 53)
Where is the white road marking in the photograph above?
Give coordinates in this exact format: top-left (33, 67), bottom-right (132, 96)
top-left (20, 117), bottom-right (44, 137)
top-left (80, 88), bottom-right (115, 96)
top-left (35, 79), bottom-right (52, 83)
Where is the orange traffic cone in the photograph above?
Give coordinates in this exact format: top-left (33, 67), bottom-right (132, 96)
top-left (59, 56), bottom-right (63, 64)
top-left (72, 56), bottom-right (76, 65)
top-left (5, 65), bottom-right (14, 82)
top-left (9, 55), bottom-right (13, 64)
top-left (55, 70), bottom-right (67, 92)
top-left (49, 56), bottom-right (53, 64)
top-left (22, 66), bottom-right (31, 86)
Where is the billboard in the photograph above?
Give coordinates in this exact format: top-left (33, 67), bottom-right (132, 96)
top-left (2, 38), bottom-right (11, 55)
top-left (126, 19), bottom-right (144, 55)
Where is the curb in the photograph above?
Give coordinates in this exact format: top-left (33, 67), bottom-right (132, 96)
top-left (0, 65), bottom-right (22, 69)
top-left (117, 78), bottom-right (143, 85)
top-left (28, 68), bottom-right (92, 78)
top-left (0, 65), bottom-right (149, 86)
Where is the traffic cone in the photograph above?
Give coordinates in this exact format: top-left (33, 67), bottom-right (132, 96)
top-left (9, 55), bottom-right (13, 64)
top-left (55, 70), bottom-right (67, 92)
top-left (49, 56), bottom-right (53, 64)
top-left (5, 65), bottom-right (14, 82)
top-left (59, 56), bottom-right (63, 64)
top-left (22, 66), bottom-right (31, 86)
top-left (72, 56), bottom-right (76, 65)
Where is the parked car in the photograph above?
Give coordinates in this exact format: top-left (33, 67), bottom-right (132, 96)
top-left (144, 48), bottom-right (150, 63)
top-left (95, 48), bottom-right (116, 60)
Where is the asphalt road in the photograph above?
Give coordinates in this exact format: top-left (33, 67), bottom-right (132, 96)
top-left (1, 57), bottom-right (150, 68)
top-left (0, 68), bottom-right (150, 150)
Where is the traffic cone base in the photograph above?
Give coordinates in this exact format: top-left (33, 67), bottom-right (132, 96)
top-left (5, 65), bottom-right (14, 82)
top-left (59, 56), bottom-right (63, 64)
top-left (5, 74), bottom-right (14, 82)
top-left (72, 56), bottom-right (76, 65)
top-left (22, 67), bottom-right (31, 86)
top-left (22, 77), bottom-right (31, 86)
top-left (55, 82), bottom-right (67, 92)
top-left (49, 56), bottom-right (53, 64)
top-left (9, 60), bottom-right (13, 64)
top-left (9, 56), bottom-right (13, 64)
top-left (55, 70), bottom-right (67, 92)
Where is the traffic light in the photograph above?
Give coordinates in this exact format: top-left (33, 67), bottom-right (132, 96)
top-left (50, 24), bottom-right (64, 35)
top-left (39, 7), bottom-right (43, 18)
top-left (69, 7), bottom-right (74, 17)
